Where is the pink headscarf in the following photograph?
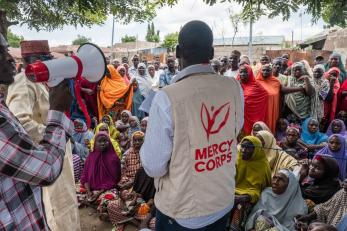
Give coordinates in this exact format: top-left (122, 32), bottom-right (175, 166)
top-left (324, 67), bottom-right (341, 122)
top-left (117, 65), bottom-right (130, 85)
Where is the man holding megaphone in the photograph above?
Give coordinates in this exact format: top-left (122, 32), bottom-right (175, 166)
top-left (0, 33), bottom-right (76, 230)
top-left (6, 40), bottom-right (81, 231)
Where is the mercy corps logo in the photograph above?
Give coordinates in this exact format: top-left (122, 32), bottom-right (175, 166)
top-left (195, 102), bottom-right (233, 173)
top-left (200, 102), bottom-right (231, 141)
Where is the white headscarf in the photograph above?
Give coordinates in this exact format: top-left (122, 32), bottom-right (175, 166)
top-left (134, 63), bottom-right (152, 97)
top-left (245, 169), bottom-right (308, 231)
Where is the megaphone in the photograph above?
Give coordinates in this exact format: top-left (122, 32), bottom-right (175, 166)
top-left (25, 43), bottom-right (107, 128)
top-left (25, 43), bottom-right (106, 87)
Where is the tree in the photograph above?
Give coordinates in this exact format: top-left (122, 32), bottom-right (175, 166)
top-left (0, 0), bottom-right (160, 39)
top-left (145, 22), bottom-right (160, 43)
top-left (228, 10), bottom-right (243, 47)
top-left (7, 29), bottom-right (23, 47)
top-left (321, 1), bottom-right (347, 27)
top-left (200, 0), bottom-right (346, 27)
top-left (121, 35), bottom-right (136, 43)
top-left (161, 32), bottom-right (178, 52)
top-left (72, 35), bottom-right (91, 45)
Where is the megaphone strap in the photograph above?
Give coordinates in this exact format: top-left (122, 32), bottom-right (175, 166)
top-left (70, 55), bottom-right (83, 81)
top-left (71, 55), bottom-right (92, 128)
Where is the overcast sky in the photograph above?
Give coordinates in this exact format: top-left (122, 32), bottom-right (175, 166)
top-left (11, 1), bottom-right (325, 47)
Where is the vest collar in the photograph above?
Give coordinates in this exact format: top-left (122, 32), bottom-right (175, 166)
top-left (171, 64), bottom-right (214, 84)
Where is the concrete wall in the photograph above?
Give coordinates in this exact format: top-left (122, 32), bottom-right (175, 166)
top-left (323, 28), bottom-right (347, 67)
top-left (214, 45), bottom-right (283, 61)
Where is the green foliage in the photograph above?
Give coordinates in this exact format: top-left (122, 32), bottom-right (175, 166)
top-left (145, 22), bottom-right (160, 43)
top-left (121, 35), bottom-right (136, 43)
top-left (72, 35), bottom-right (91, 45)
top-left (0, 0), bottom-right (161, 38)
top-left (321, 1), bottom-right (347, 27)
top-left (161, 32), bottom-right (178, 52)
top-left (1, 0), bottom-right (344, 42)
top-left (7, 29), bottom-right (23, 47)
top-left (157, 0), bottom-right (346, 27)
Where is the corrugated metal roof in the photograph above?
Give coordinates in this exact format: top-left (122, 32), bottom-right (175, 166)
top-left (213, 36), bottom-right (285, 46)
top-left (299, 27), bottom-right (341, 48)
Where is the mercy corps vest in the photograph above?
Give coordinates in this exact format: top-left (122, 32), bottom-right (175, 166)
top-left (155, 73), bottom-right (243, 219)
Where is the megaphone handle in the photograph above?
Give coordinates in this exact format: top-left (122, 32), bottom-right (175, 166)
top-left (71, 55), bottom-right (92, 128)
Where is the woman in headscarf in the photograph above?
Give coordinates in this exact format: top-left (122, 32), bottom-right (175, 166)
top-left (118, 131), bottom-right (144, 190)
top-left (98, 65), bottom-right (134, 119)
top-left (326, 119), bottom-right (347, 137)
top-left (272, 57), bottom-right (288, 86)
top-left (279, 127), bottom-right (308, 160)
top-left (297, 179), bottom-right (347, 228)
top-left (236, 64), bottom-right (268, 135)
top-left (140, 117), bottom-right (148, 133)
top-left (134, 63), bottom-right (152, 98)
top-left (251, 121), bottom-right (271, 136)
top-left (337, 75), bottom-right (347, 115)
top-left (301, 59), bottom-right (314, 78)
top-left (101, 114), bottom-right (119, 140)
top-left (80, 131), bottom-right (121, 199)
top-left (316, 134), bottom-right (347, 181)
top-left (108, 166), bottom-right (156, 228)
top-left (322, 67), bottom-right (341, 128)
top-left (127, 116), bottom-right (140, 139)
top-left (275, 118), bottom-right (289, 142)
top-left (300, 118), bottom-right (328, 155)
top-left (91, 123), bottom-right (122, 159)
top-left (230, 136), bottom-right (271, 230)
top-left (245, 169), bottom-right (308, 231)
top-left (256, 64), bottom-right (281, 132)
top-left (324, 53), bottom-right (347, 84)
top-left (80, 78), bottom-right (99, 121)
top-left (131, 79), bottom-right (146, 120)
top-left (300, 155), bottom-right (341, 204)
top-left (284, 62), bottom-right (315, 122)
top-left (117, 65), bottom-right (130, 86)
top-left (72, 119), bottom-right (94, 161)
top-left (311, 64), bottom-right (330, 122)
top-left (256, 130), bottom-right (299, 177)
top-left (116, 110), bottom-right (132, 132)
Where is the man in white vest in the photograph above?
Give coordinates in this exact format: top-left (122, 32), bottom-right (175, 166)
top-left (140, 20), bottom-right (244, 230)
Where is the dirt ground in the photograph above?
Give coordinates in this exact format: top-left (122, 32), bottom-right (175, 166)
top-left (79, 207), bottom-right (137, 231)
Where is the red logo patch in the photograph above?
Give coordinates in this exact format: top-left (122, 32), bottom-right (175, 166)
top-left (200, 102), bottom-right (231, 141)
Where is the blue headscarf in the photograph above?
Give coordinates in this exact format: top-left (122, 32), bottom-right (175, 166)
top-left (72, 119), bottom-right (94, 143)
top-left (301, 118), bottom-right (328, 145)
top-left (316, 134), bottom-right (347, 181)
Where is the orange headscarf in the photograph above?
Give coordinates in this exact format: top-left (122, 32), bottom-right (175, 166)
top-left (324, 67), bottom-right (341, 122)
top-left (256, 65), bottom-right (281, 132)
top-left (97, 65), bottom-right (133, 119)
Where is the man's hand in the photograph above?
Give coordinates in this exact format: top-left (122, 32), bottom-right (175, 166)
top-left (49, 80), bottom-right (73, 112)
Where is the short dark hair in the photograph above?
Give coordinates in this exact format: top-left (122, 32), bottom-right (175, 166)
top-left (315, 55), bottom-right (324, 61)
top-left (230, 50), bottom-right (241, 58)
top-left (178, 20), bottom-right (213, 63)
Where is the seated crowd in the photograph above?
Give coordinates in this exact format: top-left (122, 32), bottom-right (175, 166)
top-left (70, 51), bottom-right (347, 231)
